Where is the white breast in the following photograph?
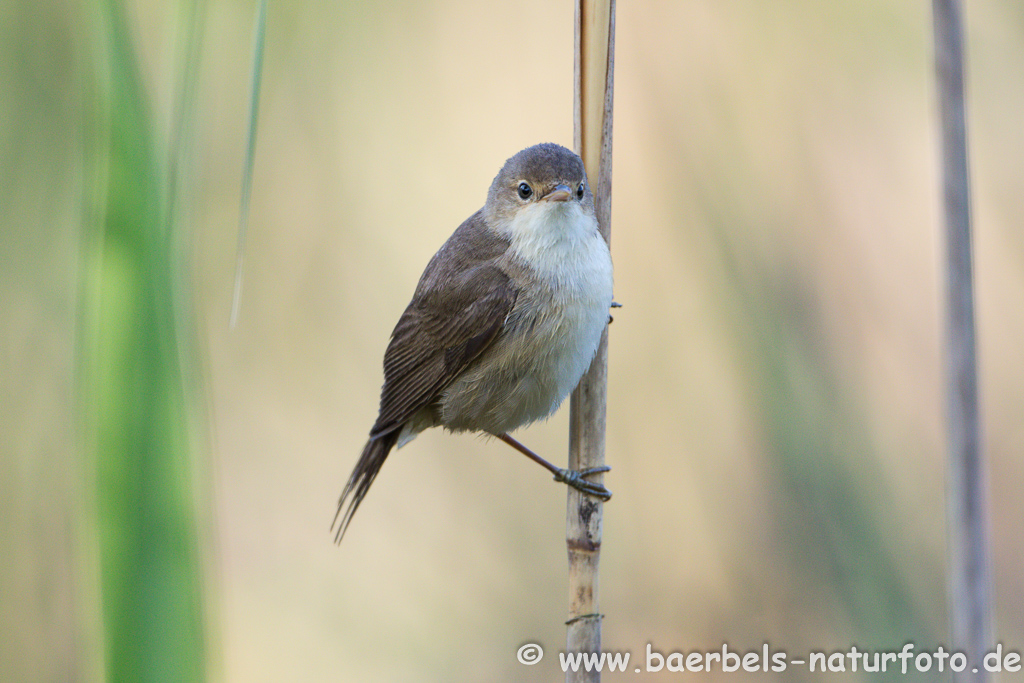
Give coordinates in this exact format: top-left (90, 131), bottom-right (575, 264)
top-left (438, 201), bottom-right (613, 435)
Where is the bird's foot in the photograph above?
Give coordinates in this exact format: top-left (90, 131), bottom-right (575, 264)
top-left (554, 466), bottom-right (612, 501)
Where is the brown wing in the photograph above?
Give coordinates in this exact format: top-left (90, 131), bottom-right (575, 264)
top-left (369, 263), bottom-right (518, 439)
top-left (334, 270), bottom-right (515, 543)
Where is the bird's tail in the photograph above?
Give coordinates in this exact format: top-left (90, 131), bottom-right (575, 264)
top-left (332, 431), bottom-right (399, 543)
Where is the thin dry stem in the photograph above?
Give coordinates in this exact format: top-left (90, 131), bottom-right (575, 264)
top-left (932, 0), bottom-right (992, 676)
top-left (567, 1), bottom-right (615, 681)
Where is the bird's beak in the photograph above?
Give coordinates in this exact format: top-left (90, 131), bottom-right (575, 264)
top-left (543, 184), bottom-right (572, 202)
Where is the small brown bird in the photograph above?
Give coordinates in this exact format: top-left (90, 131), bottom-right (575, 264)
top-left (333, 143), bottom-right (614, 542)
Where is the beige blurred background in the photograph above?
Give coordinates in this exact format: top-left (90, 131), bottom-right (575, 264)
top-left (3, 0), bottom-right (1023, 681)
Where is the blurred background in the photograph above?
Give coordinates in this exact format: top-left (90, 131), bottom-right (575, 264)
top-left (2, 0), bottom-right (1022, 681)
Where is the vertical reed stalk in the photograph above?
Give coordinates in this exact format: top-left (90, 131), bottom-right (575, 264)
top-left (80, 0), bottom-right (208, 679)
top-left (932, 0), bottom-right (992, 677)
top-left (567, 1), bottom-right (615, 680)
top-left (230, 0), bottom-right (268, 327)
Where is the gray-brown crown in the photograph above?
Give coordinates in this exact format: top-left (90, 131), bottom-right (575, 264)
top-left (484, 143), bottom-right (593, 223)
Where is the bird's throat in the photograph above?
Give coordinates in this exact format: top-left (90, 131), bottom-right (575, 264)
top-left (502, 203), bottom-right (603, 286)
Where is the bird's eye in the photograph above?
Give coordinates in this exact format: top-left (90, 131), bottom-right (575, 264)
top-left (517, 182), bottom-right (533, 200)
top-left (576, 183), bottom-right (585, 200)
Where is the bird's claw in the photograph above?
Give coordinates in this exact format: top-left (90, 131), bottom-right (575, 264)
top-left (554, 466), bottom-right (612, 501)
top-left (609, 301), bottom-right (622, 324)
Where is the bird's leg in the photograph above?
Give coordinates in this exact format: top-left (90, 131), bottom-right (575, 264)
top-left (497, 433), bottom-right (612, 501)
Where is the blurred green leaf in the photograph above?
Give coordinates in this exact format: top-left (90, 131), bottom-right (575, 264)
top-left (80, 0), bottom-right (208, 680)
top-left (231, 0), bottom-right (267, 327)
